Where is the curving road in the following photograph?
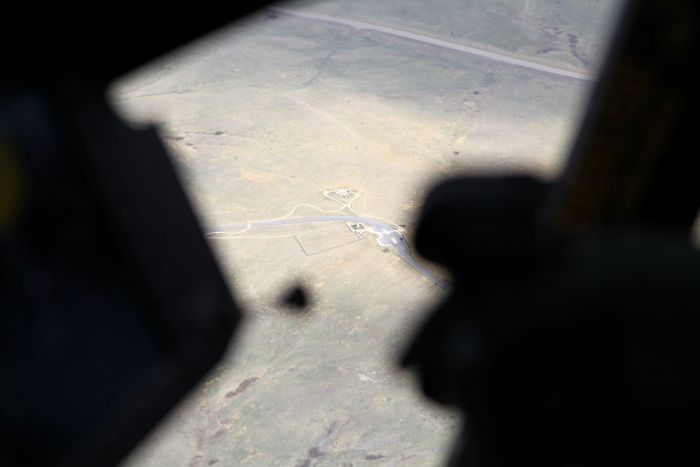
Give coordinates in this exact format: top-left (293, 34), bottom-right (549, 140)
top-left (206, 216), bottom-right (451, 290)
top-left (268, 6), bottom-right (595, 82)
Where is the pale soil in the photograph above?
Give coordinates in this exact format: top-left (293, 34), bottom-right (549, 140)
top-left (111, 2), bottom-right (621, 466)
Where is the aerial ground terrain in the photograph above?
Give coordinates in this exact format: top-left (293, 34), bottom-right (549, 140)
top-left (111, 1), bottom-right (623, 466)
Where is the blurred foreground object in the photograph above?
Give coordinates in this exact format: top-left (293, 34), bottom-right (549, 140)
top-left (0, 81), bottom-right (239, 467)
top-left (403, 0), bottom-right (700, 466)
top-left (1, 2), bottom-right (277, 466)
top-left (281, 284), bottom-right (310, 311)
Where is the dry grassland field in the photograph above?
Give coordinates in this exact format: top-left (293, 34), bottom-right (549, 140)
top-left (110, 1), bottom-right (624, 466)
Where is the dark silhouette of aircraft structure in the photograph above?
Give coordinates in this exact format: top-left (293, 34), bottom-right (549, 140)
top-left (1, 1), bottom-right (698, 466)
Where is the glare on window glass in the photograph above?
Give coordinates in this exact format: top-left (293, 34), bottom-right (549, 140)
top-left (110, 1), bottom-right (624, 465)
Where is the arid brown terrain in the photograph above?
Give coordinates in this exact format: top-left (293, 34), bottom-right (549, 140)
top-left (111, 1), bottom-right (622, 466)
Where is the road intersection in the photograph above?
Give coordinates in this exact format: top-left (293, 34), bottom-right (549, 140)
top-left (204, 190), bottom-right (450, 290)
top-left (205, 215), bottom-right (449, 290)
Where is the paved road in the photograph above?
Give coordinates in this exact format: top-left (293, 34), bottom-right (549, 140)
top-left (206, 216), bottom-right (451, 290)
top-left (268, 6), bottom-right (595, 82)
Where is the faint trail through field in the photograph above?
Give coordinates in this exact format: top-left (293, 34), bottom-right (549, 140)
top-left (268, 6), bottom-right (595, 81)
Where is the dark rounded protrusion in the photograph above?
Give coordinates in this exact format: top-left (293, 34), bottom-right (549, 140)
top-left (281, 285), bottom-right (308, 311)
top-left (414, 176), bottom-right (548, 273)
